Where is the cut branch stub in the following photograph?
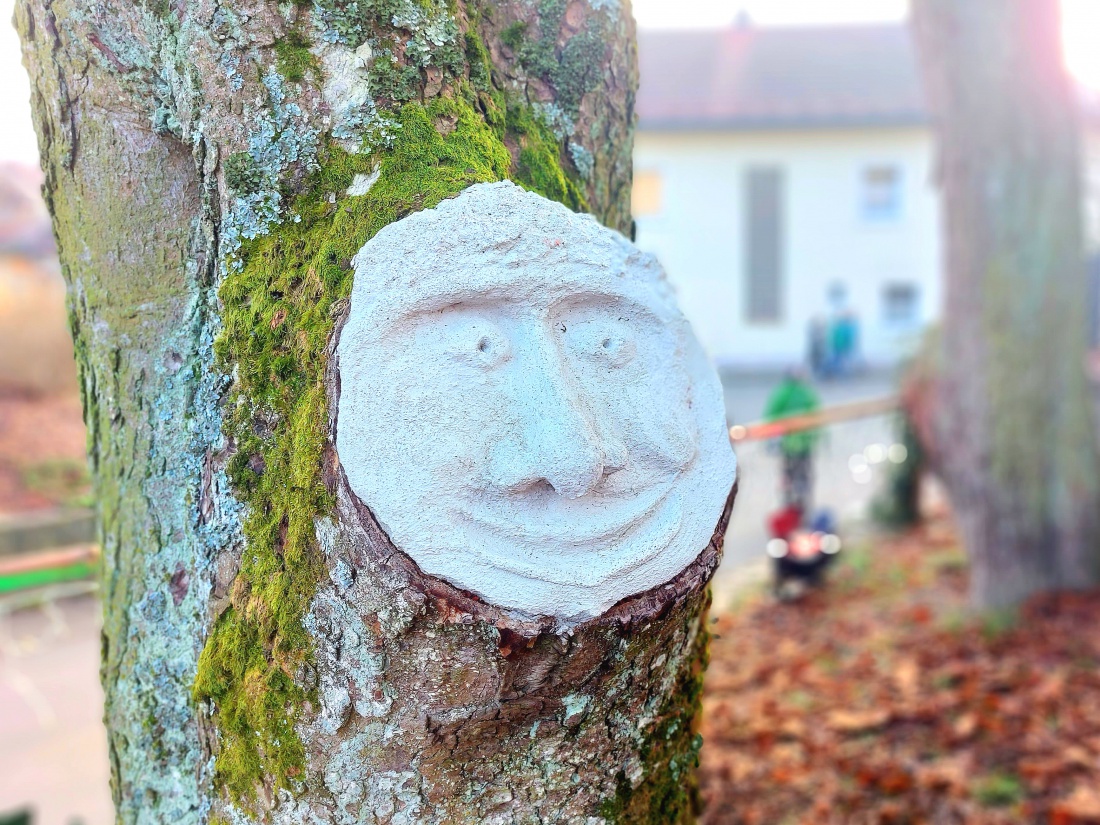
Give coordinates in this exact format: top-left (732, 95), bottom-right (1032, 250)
top-left (294, 182), bottom-right (739, 821)
top-left (292, 468), bottom-right (736, 821)
top-left (334, 183), bottom-right (737, 622)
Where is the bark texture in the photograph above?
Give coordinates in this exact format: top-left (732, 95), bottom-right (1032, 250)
top-left (17, 0), bottom-right (732, 820)
top-left (910, 0), bottom-right (1100, 609)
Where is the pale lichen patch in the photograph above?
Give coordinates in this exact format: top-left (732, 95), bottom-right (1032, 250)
top-left (346, 167), bottom-right (382, 196)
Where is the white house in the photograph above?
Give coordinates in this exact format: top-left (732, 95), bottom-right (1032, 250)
top-left (632, 23), bottom-right (1100, 370)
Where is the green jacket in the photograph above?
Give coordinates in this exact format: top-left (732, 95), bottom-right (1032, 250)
top-left (764, 377), bottom-right (821, 456)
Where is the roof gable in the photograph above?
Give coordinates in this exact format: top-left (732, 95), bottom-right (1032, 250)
top-left (636, 24), bottom-right (927, 130)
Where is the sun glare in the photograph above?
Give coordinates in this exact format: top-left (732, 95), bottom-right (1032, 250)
top-left (1063, 0), bottom-right (1100, 93)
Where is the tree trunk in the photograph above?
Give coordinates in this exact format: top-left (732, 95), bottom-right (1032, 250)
top-left (910, 0), bottom-right (1100, 609)
top-left (16, 0), bottom-right (735, 821)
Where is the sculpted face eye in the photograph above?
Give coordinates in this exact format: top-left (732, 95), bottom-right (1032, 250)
top-left (598, 333), bottom-right (634, 367)
top-left (567, 317), bottom-right (638, 368)
top-left (444, 321), bottom-right (512, 370)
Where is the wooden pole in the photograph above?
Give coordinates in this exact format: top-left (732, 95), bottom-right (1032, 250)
top-left (729, 396), bottom-right (899, 443)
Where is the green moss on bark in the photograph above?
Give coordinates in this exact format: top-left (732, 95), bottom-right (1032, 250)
top-left (506, 103), bottom-right (587, 212)
top-left (195, 4), bottom-right (593, 797)
top-left (274, 31), bottom-right (318, 84)
top-left (464, 27), bottom-right (492, 92)
top-left (506, 0), bottom-right (606, 116)
top-left (600, 598), bottom-right (711, 824)
top-left (194, 94), bottom-right (513, 807)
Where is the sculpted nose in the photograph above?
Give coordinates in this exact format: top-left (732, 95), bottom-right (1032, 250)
top-left (535, 405), bottom-right (606, 498)
top-left (491, 347), bottom-right (623, 499)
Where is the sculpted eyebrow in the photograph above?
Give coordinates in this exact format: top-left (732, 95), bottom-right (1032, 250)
top-left (548, 290), bottom-right (667, 325)
top-left (383, 279), bottom-right (661, 327)
top-left (398, 283), bottom-right (525, 318)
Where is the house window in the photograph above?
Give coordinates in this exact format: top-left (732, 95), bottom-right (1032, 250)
top-left (744, 166), bottom-right (785, 323)
top-left (632, 170), bottom-right (663, 217)
top-left (882, 282), bottom-right (919, 324)
top-left (861, 165), bottom-right (902, 221)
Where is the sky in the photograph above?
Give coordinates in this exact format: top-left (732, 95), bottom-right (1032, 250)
top-left (0, 0), bottom-right (1098, 163)
top-left (0, 0), bottom-right (35, 165)
top-left (631, 0), bottom-right (908, 28)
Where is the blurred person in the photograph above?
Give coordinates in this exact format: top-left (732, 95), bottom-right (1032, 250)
top-left (768, 505), bottom-right (841, 599)
top-left (829, 308), bottom-right (861, 377)
top-left (764, 368), bottom-right (821, 513)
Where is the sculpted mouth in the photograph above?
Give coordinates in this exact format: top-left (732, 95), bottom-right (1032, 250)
top-left (468, 482), bottom-right (675, 546)
top-left (461, 487), bottom-right (686, 588)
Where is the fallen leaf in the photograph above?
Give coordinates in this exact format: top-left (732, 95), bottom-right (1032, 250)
top-left (778, 717), bottom-right (806, 740)
top-left (893, 656), bottom-right (920, 697)
top-left (916, 755), bottom-right (971, 794)
top-left (908, 604), bottom-right (933, 624)
top-left (827, 708), bottom-right (891, 733)
top-left (1052, 785), bottom-right (1100, 823)
top-left (953, 712), bottom-right (979, 740)
top-left (1062, 745), bottom-right (1094, 768)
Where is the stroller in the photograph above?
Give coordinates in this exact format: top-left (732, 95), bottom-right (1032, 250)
top-left (766, 506), bottom-right (842, 600)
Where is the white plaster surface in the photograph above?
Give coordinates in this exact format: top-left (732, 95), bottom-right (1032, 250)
top-left (336, 182), bottom-right (736, 621)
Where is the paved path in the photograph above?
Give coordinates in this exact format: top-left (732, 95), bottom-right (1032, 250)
top-left (0, 371), bottom-right (896, 823)
top-left (0, 594), bottom-right (111, 825)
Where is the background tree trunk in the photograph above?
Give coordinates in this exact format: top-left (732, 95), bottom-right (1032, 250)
top-left (17, 0), bottom-right (731, 821)
top-left (910, 0), bottom-right (1100, 609)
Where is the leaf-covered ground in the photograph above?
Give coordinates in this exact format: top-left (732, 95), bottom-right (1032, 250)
top-left (0, 393), bottom-right (89, 513)
top-left (699, 520), bottom-right (1100, 824)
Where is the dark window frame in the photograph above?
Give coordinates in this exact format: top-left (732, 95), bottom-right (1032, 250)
top-left (882, 281), bottom-right (920, 325)
top-left (861, 164), bottom-right (903, 222)
top-left (743, 166), bottom-right (786, 324)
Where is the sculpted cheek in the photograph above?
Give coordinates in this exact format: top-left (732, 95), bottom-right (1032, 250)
top-left (655, 410), bottom-right (698, 470)
top-left (618, 406), bottom-right (696, 474)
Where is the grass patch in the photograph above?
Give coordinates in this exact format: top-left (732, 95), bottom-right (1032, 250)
top-left (980, 607), bottom-right (1019, 641)
top-left (972, 773), bottom-right (1025, 808)
top-left (19, 458), bottom-right (92, 509)
top-left (0, 560), bottom-right (96, 594)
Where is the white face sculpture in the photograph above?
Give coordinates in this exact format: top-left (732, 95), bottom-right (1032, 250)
top-left (336, 182), bottom-right (736, 621)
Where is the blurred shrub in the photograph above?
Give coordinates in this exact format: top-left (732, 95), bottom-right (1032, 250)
top-left (871, 412), bottom-right (925, 528)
